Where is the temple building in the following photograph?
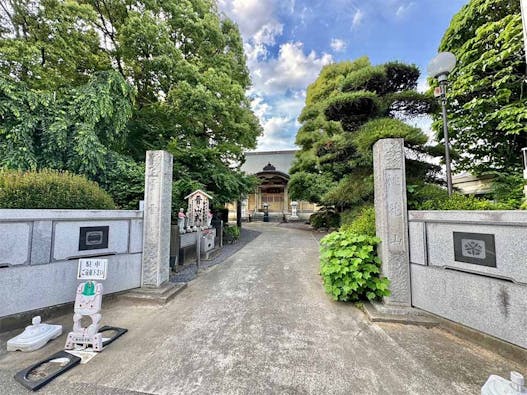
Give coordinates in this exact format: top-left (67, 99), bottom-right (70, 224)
top-left (228, 150), bottom-right (318, 221)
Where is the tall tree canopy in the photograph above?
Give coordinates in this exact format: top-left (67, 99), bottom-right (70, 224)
top-left (438, 0), bottom-right (526, 174)
top-left (0, 0), bottom-right (261, 208)
top-left (290, 57), bottom-right (438, 210)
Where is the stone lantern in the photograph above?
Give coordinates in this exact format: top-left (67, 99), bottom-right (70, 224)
top-left (290, 201), bottom-right (299, 220)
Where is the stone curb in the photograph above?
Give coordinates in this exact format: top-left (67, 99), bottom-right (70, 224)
top-left (362, 301), bottom-right (439, 328)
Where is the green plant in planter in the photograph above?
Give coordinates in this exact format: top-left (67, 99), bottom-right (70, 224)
top-left (223, 225), bottom-right (241, 243)
top-left (320, 230), bottom-right (390, 302)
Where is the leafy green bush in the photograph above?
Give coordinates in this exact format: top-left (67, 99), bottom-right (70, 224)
top-left (407, 183), bottom-right (449, 210)
top-left (341, 205), bottom-right (376, 236)
top-left (223, 225), bottom-right (240, 243)
top-left (408, 183), bottom-right (512, 210)
top-left (490, 173), bottom-right (524, 209)
top-left (320, 231), bottom-right (390, 302)
top-left (310, 209), bottom-right (340, 229)
top-left (0, 169), bottom-right (116, 209)
top-left (418, 193), bottom-right (512, 210)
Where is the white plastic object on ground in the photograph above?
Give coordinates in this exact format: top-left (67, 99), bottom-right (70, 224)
top-left (7, 316), bottom-right (63, 352)
top-left (481, 372), bottom-right (527, 395)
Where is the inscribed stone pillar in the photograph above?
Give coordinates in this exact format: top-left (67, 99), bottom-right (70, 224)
top-left (142, 150), bottom-right (173, 288)
top-left (373, 138), bottom-right (411, 306)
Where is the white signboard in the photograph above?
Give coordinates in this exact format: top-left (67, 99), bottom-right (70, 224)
top-left (77, 259), bottom-right (108, 280)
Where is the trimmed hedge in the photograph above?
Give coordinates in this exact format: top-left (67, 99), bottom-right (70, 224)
top-left (0, 169), bottom-right (116, 209)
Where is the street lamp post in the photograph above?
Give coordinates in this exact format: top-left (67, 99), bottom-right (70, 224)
top-left (428, 52), bottom-right (457, 196)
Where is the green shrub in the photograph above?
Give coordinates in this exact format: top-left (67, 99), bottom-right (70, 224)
top-left (490, 173), bottom-right (524, 209)
top-left (0, 169), bottom-right (116, 209)
top-left (419, 193), bottom-right (512, 210)
top-left (223, 225), bottom-right (240, 242)
top-left (407, 183), bottom-right (449, 210)
top-left (341, 205), bottom-right (376, 236)
top-left (320, 231), bottom-right (390, 302)
top-left (407, 183), bottom-right (512, 210)
top-left (309, 209), bottom-right (340, 229)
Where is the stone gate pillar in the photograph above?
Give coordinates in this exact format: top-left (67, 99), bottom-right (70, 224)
top-left (142, 150), bottom-right (173, 288)
top-left (373, 138), bottom-right (411, 306)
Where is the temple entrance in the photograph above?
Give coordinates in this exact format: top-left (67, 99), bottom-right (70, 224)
top-left (261, 187), bottom-right (285, 212)
top-left (246, 162), bottom-right (290, 214)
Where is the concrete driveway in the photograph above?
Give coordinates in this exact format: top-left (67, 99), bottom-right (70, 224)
top-left (0, 222), bottom-right (525, 394)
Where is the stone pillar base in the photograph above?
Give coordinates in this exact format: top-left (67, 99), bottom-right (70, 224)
top-left (121, 282), bottom-right (186, 305)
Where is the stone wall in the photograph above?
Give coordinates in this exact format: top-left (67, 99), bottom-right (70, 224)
top-left (0, 209), bottom-right (143, 317)
top-left (408, 210), bottom-right (527, 349)
top-left (372, 138), bottom-right (527, 350)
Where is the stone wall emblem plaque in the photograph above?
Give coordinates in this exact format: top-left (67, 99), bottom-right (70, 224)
top-left (453, 232), bottom-right (496, 267)
top-left (79, 226), bottom-right (109, 251)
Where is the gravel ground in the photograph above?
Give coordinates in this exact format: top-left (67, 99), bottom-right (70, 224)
top-left (170, 227), bottom-right (262, 283)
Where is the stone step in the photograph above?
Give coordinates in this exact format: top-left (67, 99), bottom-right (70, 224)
top-left (362, 301), bottom-right (439, 328)
top-left (119, 282), bottom-right (187, 305)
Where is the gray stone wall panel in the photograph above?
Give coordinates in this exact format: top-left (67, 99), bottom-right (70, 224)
top-left (0, 254), bottom-right (142, 317)
top-left (411, 264), bottom-right (527, 349)
top-left (0, 222), bottom-right (32, 266)
top-left (52, 220), bottom-right (130, 261)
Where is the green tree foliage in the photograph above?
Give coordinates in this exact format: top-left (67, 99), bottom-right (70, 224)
top-left (0, 71), bottom-right (134, 176)
top-left (290, 57), bottom-right (439, 210)
top-left (438, 0), bottom-right (527, 173)
top-left (0, 0), bottom-right (261, 208)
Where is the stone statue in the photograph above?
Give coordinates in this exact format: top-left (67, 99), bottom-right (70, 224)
top-left (207, 210), bottom-right (213, 228)
top-left (178, 208), bottom-right (186, 234)
top-left (185, 211), bottom-right (191, 231)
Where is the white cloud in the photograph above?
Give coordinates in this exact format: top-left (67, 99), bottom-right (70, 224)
top-left (395, 1), bottom-right (415, 18)
top-left (220, 0), bottom-right (283, 46)
top-left (251, 96), bottom-right (271, 120)
top-left (330, 38), bottom-right (347, 52)
top-left (252, 20), bottom-right (283, 46)
top-left (251, 42), bottom-right (332, 96)
top-left (258, 116), bottom-right (297, 150)
top-left (218, 1), bottom-right (323, 150)
top-left (352, 9), bottom-right (364, 28)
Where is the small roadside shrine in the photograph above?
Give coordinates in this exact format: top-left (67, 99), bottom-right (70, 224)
top-left (184, 189), bottom-right (213, 230)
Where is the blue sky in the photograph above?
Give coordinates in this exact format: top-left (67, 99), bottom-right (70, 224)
top-left (218, 0), bottom-right (468, 150)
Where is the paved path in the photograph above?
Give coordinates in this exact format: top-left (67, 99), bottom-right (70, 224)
top-left (1, 223), bottom-right (524, 394)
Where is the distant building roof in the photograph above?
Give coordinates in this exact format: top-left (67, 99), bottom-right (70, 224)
top-left (242, 150), bottom-right (298, 175)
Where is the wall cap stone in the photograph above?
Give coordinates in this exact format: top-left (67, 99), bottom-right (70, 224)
top-left (408, 210), bottom-right (527, 224)
top-left (0, 210), bottom-right (143, 221)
